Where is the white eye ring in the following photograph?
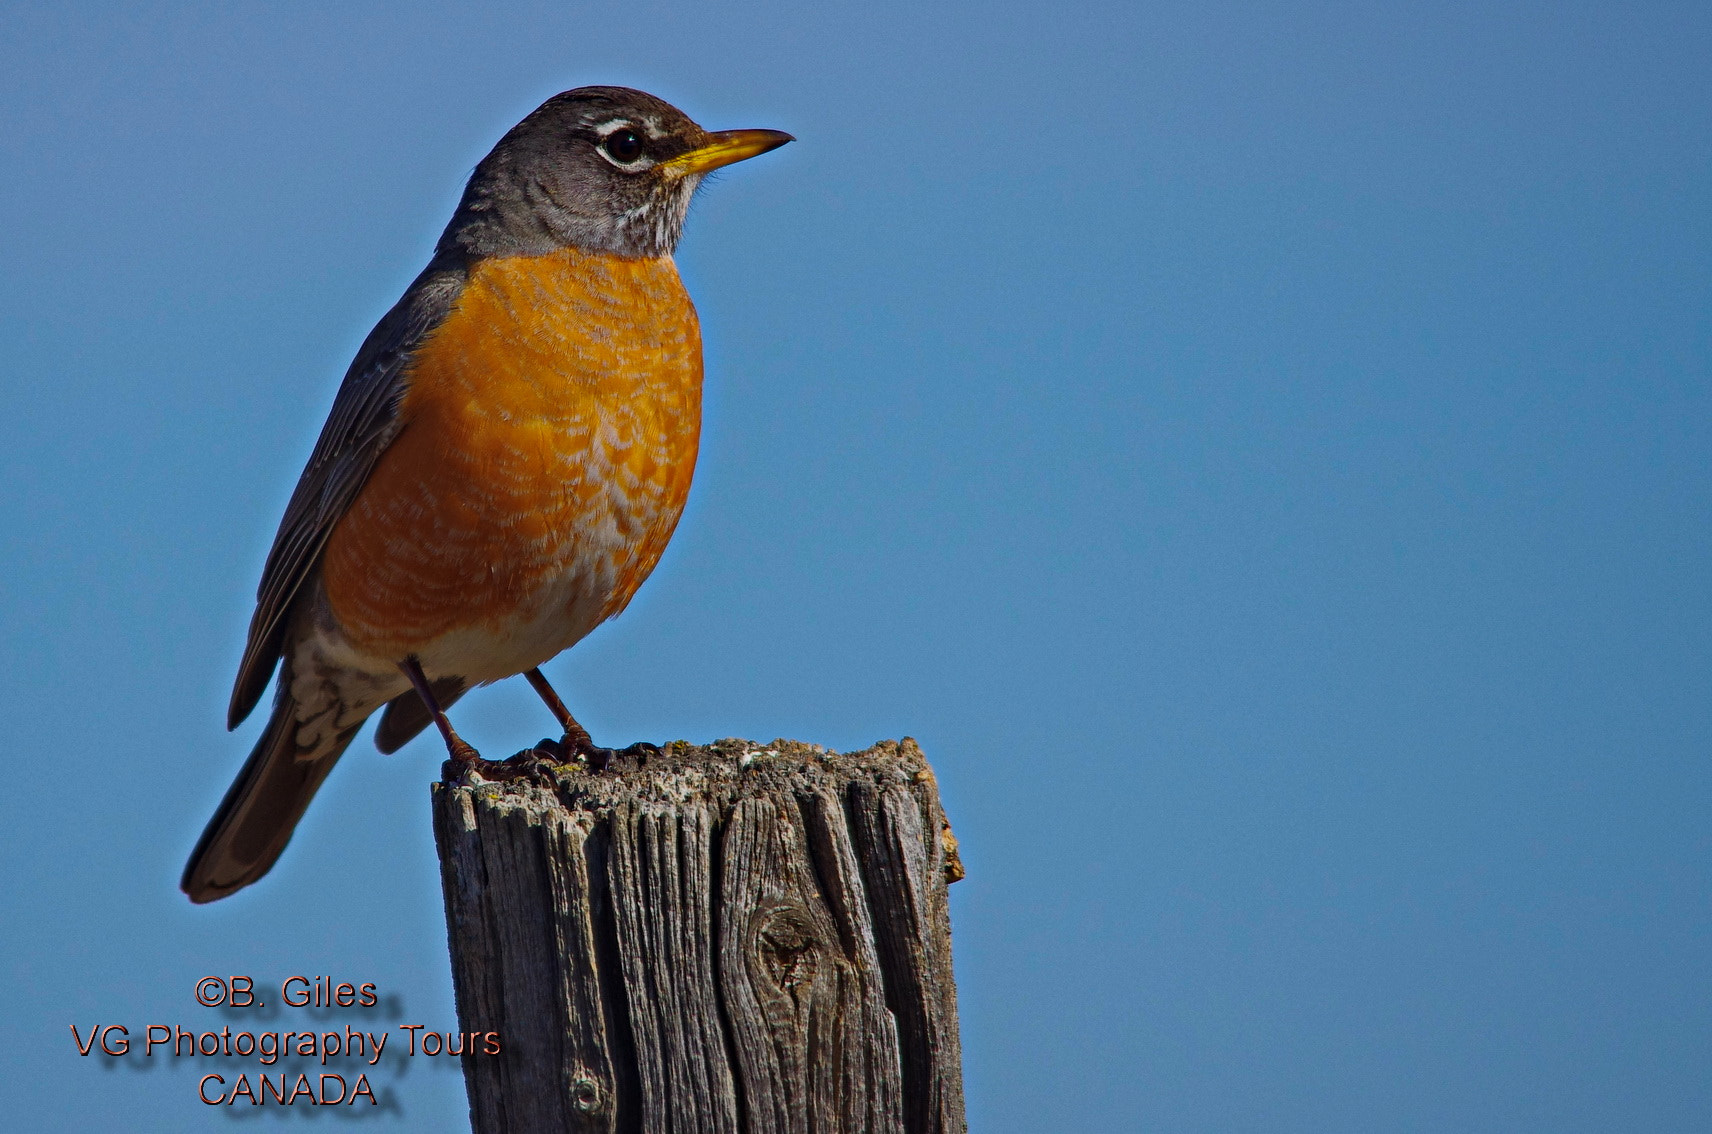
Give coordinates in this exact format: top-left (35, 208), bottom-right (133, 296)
top-left (595, 121), bottom-right (654, 170)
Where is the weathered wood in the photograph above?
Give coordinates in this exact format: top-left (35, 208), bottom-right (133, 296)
top-left (432, 737), bottom-right (966, 1134)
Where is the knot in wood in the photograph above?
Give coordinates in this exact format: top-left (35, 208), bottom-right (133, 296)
top-left (565, 1073), bottom-right (602, 1114)
top-left (748, 902), bottom-right (824, 1003)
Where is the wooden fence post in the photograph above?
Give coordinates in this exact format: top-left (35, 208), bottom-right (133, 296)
top-left (431, 737), bottom-right (966, 1134)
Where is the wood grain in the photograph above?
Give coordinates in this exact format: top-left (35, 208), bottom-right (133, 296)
top-left (432, 738), bottom-right (965, 1134)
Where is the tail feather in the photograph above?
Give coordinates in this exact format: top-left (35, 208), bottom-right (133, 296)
top-left (181, 689), bottom-right (359, 903)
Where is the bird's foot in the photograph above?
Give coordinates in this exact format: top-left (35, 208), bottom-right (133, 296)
top-left (559, 732), bottom-right (660, 774)
top-left (529, 736), bottom-right (567, 760)
top-left (482, 744), bottom-right (560, 786)
top-left (442, 735), bottom-right (659, 784)
top-left (440, 739), bottom-right (564, 787)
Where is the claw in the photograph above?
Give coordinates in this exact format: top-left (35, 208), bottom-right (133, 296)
top-left (563, 735), bottom-right (659, 773)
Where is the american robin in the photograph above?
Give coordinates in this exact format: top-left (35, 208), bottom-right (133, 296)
top-left (181, 87), bottom-right (791, 903)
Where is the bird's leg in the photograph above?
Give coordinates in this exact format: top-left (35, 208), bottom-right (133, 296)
top-left (523, 667), bottom-right (595, 753)
top-left (522, 667), bottom-right (658, 772)
top-left (399, 655), bottom-right (481, 765)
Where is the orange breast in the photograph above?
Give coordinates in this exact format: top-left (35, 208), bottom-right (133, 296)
top-left (320, 247), bottom-right (702, 659)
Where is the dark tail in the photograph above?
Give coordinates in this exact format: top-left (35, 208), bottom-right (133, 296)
top-left (181, 685), bottom-right (359, 903)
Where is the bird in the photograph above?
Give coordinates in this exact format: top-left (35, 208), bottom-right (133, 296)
top-left (181, 87), bottom-right (791, 903)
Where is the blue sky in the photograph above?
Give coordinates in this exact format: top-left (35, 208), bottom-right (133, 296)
top-left (2, 1), bottom-right (1708, 1129)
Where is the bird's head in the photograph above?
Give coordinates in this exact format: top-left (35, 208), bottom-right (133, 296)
top-left (440, 86), bottom-right (792, 260)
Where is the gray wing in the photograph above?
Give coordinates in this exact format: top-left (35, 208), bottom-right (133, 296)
top-left (227, 256), bottom-right (469, 729)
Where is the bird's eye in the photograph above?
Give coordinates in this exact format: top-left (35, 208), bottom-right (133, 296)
top-left (602, 129), bottom-right (645, 164)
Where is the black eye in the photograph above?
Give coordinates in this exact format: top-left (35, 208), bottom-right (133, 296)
top-left (602, 129), bottom-right (644, 164)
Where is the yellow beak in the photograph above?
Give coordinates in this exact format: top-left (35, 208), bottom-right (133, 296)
top-left (660, 128), bottom-right (794, 177)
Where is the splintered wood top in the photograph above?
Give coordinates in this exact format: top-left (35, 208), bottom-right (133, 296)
top-left (444, 737), bottom-right (940, 808)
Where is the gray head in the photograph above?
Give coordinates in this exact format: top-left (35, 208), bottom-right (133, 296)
top-left (437, 86), bottom-right (792, 260)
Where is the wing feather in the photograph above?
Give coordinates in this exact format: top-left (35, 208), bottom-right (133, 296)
top-left (227, 256), bottom-right (469, 728)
